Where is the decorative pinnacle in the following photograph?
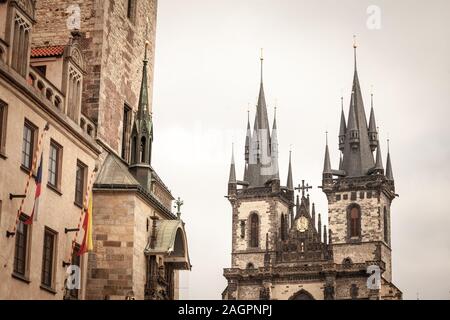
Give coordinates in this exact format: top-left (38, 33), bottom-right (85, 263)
top-left (260, 48), bottom-right (264, 83)
top-left (174, 197), bottom-right (184, 219)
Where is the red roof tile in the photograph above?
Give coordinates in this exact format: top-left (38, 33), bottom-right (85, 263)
top-left (31, 45), bottom-right (65, 58)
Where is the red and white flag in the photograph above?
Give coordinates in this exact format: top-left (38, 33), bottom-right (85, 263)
top-left (25, 154), bottom-right (43, 225)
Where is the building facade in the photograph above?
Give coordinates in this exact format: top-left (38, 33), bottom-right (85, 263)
top-left (223, 48), bottom-right (402, 300)
top-left (0, 0), bottom-right (190, 300)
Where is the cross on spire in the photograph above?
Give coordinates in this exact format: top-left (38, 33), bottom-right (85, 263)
top-left (295, 179), bottom-right (312, 198)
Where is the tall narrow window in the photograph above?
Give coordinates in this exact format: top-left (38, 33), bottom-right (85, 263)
top-left (140, 137), bottom-right (146, 163)
top-left (348, 205), bottom-right (361, 238)
top-left (41, 228), bottom-right (57, 288)
top-left (280, 214), bottom-right (286, 241)
top-left (249, 213), bottom-right (259, 248)
top-left (11, 15), bottom-right (31, 77)
top-left (127, 0), bottom-right (136, 21)
top-left (75, 161), bottom-right (86, 206)
top-left (0, 101), bottom-right (7, 155)
top-left (67, 66), bottom-right (82, 123)
top-left (22, 120), bottom-right (36, 170)
top-left (121, 104), bottom-right (132, 161)
top-left (13, 214), bottom-right (30, 277)
top-left (48, 140), bottom-right (62, 190)
top-left (383, 207), bottom-right (389, 243)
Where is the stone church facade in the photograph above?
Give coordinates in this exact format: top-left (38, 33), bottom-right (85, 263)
top-left (223, 49), bottom-right (402, 300)
top-left (0, 0), bottom-right (190, 300)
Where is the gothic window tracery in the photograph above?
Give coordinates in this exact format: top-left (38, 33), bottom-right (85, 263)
top-left (249, 213), bottom-right (259, 248)
top-left (11, 14), bottom-right (32, 77)
top-left (347, 203), bottom-right (361, 239)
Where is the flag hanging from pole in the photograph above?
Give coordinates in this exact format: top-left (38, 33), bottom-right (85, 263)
top-left (25, 154), bottom-right (43, 225)
top-left (78, 193), bottom-right (93, 255)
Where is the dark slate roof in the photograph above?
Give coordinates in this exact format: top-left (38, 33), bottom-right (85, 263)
top-left (95, 153), bottom-right (140, 186)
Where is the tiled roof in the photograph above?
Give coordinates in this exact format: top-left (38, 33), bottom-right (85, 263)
top-left (31, 45), bottom-right (65, 58)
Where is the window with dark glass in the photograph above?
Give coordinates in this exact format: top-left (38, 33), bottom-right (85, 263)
top-left (48, 140), bottom-right (62, 189)
top-left (384, 207), bottom-right (389, 243)
top-left (349, 206), bottom-right (361, 238)
top-left (249, 213), bottom-right (259, 248)
top-left (34, 65), bottom-right (47, 77)
top-left (75, 161), bottom-right (86, 206)
top-left (14, 214), bottom-right (29, 276)
top-left (127, 0), bottom-right (136, 21)
top-left (22, 120), bottom-right (36, 170)
top-left (0, 101), bottom-right (7, 155)
top-left (121, 104), bottom-right (132, 161)
top-left (41, 228), bottom-right (56, 288)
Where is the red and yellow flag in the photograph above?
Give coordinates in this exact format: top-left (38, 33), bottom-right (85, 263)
top-left (78, 193), bottom-right (93, 255)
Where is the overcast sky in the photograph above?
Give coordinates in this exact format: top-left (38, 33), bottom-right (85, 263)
top-left (150, 0), bottom-right (450, 300)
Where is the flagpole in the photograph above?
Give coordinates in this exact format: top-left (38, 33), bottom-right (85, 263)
top-left (6, 123), bottom-right (49, 238)
top-left (68, 166), bottom-right (97, 265)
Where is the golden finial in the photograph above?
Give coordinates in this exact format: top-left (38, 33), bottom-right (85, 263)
top-left (353, 35), bottom-right (358, 49)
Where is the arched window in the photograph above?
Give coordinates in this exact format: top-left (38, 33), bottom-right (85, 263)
top-left (249, 213), bottom-right (259, 248)
top-left (383, 207), bottom-right (389, 243)
top-left (347, 204), bottom-right (361, 239)
top-left (246, 263), bottom-right (255, 270)
top-left (289, 289), bottom-right (315, 300)
top-left (140, 136), bottom-right (146, 162)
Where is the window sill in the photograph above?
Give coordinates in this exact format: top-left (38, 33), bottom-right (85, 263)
top-left (74, 201), bottom-right (83, 209)
top-left (20, 165), bottom-right (36, 177)
top-left (11, 272), bottom-right (31, 284)
top-left (47, 183), bottom-right (62, 196)
top-left (40, 284), bottom-right (57, 295)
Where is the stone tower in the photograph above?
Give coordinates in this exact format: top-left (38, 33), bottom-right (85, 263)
top-left (321, 42), bottom-right (399, 296)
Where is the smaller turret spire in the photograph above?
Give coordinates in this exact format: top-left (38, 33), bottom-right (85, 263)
top-left (368, 89), bottom-right (378, 151)
top-left (374, 130), bottom-right (384, 174)
top-left (323, 132), bottom-right (332, 174)
top-left (287, 150), bottom-right (293, 190)
top-left (228, 143), bottom-right (236, 183)
top-left (318, 213), bottom-right (322, 242)
top-left (311, 203), bottom-right (316, 230)
top-left (339, 96), bottom-right (346, 151)
top-left (386, 139), bottom-right (394, 181)
top-left (323, 225), bottom-right (327, 244)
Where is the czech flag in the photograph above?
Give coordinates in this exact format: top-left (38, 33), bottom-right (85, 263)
top-left (25, 154), bottom-right (43, 225)
top-left (78, 193), bottom-right (93, 255)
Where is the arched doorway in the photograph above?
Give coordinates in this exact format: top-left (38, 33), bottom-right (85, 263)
top-left (289, 289), bottom-right (315, 300)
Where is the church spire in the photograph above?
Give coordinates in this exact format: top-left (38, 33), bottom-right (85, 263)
top-left (368, 91), bottom-right (378, 151)
top-left (339, 96), bottom-right (346, 151)
top-left (340, 38), bottom-right (375, 177)
top-left (386, 139), bottom-right (394, 181)
top-left (287, 150), bottom-right (293, 190)
top-left (129, 39), bottom-right (154, 190)
top-left (271, 107), bottom-right (279, 180)
top-left (228, 144), bottom-right (236, 184)
top-left (373, 132), bottom-right (384, 174)
top-left (323, 132), bottom-right (332, 175)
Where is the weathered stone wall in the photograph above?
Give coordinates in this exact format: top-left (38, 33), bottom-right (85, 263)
top-left (271, 281), bottom-right (324, 300)
top-left (86, 191), bottom-right (135, 299)
top-left (328, 190), bottom-right (391, 244)
top-left (231, 198), bottom-right (288, 268)
top-left (32, 0), bottom-right (158, 155)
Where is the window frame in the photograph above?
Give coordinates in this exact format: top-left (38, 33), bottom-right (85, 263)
top-left (126, 0), bottom-right (136, 22)
top-left (13, 213), bottom-right (31, 281)
top-left (0, 100), bottom-right (7, 157)
top-left (249, 212), bottom-right (260, 248)
top-left (41, 227), bottom-right (57, 290)
top-left (121, 103), bottom-right (132, 161)
top-left (21, 119), bottom-right (37, 171)
top-left (74, 160), bottom-right (87, 207)
top-left (346, 203), bottom-right (362, 242)
top-left (48, 139), bottom-right (63, 192)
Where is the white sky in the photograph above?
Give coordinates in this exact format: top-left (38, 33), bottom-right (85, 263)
top-left (151, 0), bottom-right (450, 300)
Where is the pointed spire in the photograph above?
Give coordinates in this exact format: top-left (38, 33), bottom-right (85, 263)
top-left (228, 144), bottom-right (236, 183)
top-left (353, 35), bottom-right (358, 71)
top-left (137, 40), bottom-right (150, 120)
top-left (339, 96), bottom-right (347, 151)
top-left (245, 108), bottom-right (251, 164)
top-left (347, 91), bottom-right (358, 133)
top-left (287, 150), bottom-right (293, 190)
top-left (323, 225), bottom-right (327, 244)
top-left (374, 133), bottom-right (384, 174)
top-left (318, 213), bottom-right (322, 241)
top-left (271, 107), bottom-right (279, 179)
top-left (368, 90), bottom-right (378, 151)
top-left (311, 203), bottom-right (316, 230)
top-left (386, 139), bottom-right (394, 180)
top-left (323, 132), bottom-right (332, 174)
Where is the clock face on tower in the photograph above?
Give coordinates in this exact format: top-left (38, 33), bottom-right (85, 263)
top-left (296, 216), bottom-right (309, 232)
